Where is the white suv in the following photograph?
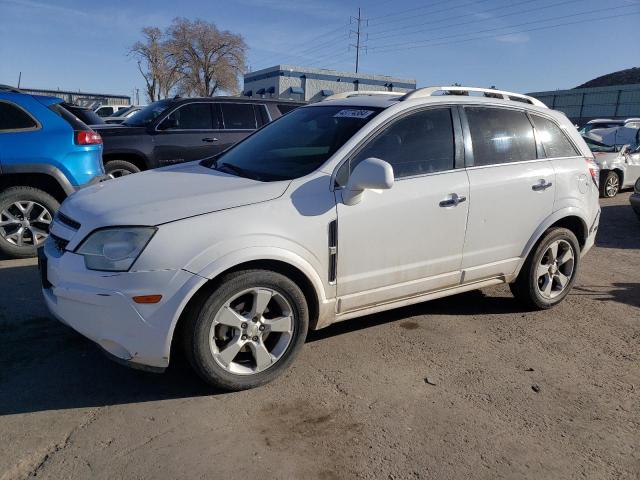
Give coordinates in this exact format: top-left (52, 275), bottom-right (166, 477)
top-left (41, 86), bottom-right (601, 390)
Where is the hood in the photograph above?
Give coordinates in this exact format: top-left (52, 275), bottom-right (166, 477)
top-left (61, 162), bottom-right (290, 228)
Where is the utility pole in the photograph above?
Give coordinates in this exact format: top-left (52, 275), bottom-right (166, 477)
top-left (17, 72), bottom-right (21, 88)
top-left (350, 8), bottom-right (367, 73)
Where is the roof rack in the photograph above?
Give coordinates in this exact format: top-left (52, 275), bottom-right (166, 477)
top-left (322, 90), bottom-right (402, 102)
top-left (400, 86), bottom-right (547, 108)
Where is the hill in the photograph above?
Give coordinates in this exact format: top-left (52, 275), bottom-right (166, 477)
top-left (576, 67), bottom-right (640, 88)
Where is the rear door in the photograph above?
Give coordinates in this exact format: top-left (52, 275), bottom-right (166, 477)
top-left (461, 106), bottom-right (556, 282)
top-left (153, 102), bottom-right (219, 165)
top-left (0, 99), bottom-right (42, 170)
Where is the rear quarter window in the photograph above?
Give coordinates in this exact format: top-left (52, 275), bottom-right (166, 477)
top-left (531, 115), bottom-right (579, 158)
top-left (49, 104), bottom-right (90, 131)
top-left (0, 101), bottom-right (38, 131)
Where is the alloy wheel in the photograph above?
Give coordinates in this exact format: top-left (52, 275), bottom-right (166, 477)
top-left (606, 174), bottom-right (619, 197)
top-left (0, 201), bottom-right (52, 247)
top-left (536, 239), bottom-right (575, 300)
top-left (209, 287), bottom-right (295, 375)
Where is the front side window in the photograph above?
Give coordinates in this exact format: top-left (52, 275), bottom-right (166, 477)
top-left (160, 103), bottom-right (214, 130)
top-left (206, 105), bottom-right (382, 181)
top-left (221, 103), bottom-right (257, 130)
top-left (0, 102), bottom-right (38, 131)
top-left (466, 107), bottom-right (536, 166)
top-left (350, 108), bottom-right (455, 179)
top-left (531, 115), bottom-right (579, 158)
top-left (95, 107), bottom-right (113, 117)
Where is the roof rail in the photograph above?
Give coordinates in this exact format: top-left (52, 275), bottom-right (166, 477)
top-left (400, 86), bottom-right (548, 108)
top-left (322, 90), bottom-right (402, 102)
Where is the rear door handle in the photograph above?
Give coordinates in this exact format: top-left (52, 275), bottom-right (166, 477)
top-left (532, 179), bottom-right (553, 191)
top-left (439, 193), bottom-right (467, 207)
top-left (202, 137), bottom-right (219, 143)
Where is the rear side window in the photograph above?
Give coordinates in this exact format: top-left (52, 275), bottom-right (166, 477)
top-left (162, 103), bottom-right (214, 130)
top-left (0, 101), bottom-right (38, 131)
top-left (466, 107), bottom-right (536, 166)
top-left (221, 103), bottom-right (257, 129)
top-left (49, 103), bottom-right (90, 131)
top-left (277, 104), bottom-right (299, 115)
top-left (531, 115), bottom-right (579, 158)
top-left (352, 108), bottom-right (455, 179)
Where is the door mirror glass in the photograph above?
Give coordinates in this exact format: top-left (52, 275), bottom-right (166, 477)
top-left (343, 157), bottom-right (394, 205)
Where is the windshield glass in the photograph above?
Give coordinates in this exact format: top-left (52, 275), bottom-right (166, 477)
top-left (111, 107), bottom-right (133, 118)
top-left (123, 100), bottom-right (172, 127)
top-left (206, 105), bottom-right (383, 181)
top-left (582, 135), bottom-right (618, 153)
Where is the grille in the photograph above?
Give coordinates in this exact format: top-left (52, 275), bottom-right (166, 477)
top-left (56, 212), bottom-right (81, 230)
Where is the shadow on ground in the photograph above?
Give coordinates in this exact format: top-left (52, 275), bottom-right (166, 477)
top-left (596, 203), bottom-right (640, 250)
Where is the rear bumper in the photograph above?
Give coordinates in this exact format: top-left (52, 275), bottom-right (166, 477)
top-left (42, 248), bottom-right (204, 369)
top-left (631, 194), bottom-right (640, 219)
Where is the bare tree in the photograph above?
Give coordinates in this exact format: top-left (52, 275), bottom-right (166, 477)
top-left (130, 27), bottom-right (179, 102)
top-left (167, 18), bottom-right (247, 96)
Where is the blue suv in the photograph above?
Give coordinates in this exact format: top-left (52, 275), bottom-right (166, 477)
top-left (0, 87), bottom-right (105, 258)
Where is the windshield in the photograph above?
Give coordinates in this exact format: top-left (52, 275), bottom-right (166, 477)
top-left (582, 135), bottom-right (619, 153)
top-left (205, 105), bottom-right (383, 181)
top-left (123, 100), bottom-right (172, 127)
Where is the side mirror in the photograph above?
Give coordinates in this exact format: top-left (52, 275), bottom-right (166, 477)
top-left (159, 117), bottom-right (178, 130)
top-left (342, 157), bottom-right (394, 206)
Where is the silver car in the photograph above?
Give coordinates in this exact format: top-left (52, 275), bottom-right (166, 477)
top-left (584, 137), bottom-right (640, 197)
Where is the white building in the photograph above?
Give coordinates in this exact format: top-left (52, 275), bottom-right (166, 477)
top-left (243, 65), bottom-right (416, 103)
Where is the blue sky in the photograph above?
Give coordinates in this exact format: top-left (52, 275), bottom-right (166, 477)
top-left (0, 0), bottom-right (638, 100)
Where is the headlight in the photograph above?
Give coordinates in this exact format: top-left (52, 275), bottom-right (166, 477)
top-left (635, 177), bottom-right (640, 193)
top-left (76, 227), bottom-right (156, 271)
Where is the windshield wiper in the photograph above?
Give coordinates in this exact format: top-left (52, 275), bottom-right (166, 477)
top-left (216, 162), bottom-right (259, 180)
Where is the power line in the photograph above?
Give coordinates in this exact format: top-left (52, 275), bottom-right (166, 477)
top-left (368, 0), bottom-right (542, 40)
top-left (368, 0), bottom-right (495, 27)
top-left (350, 7), bottom-right (367, 72)
top-left (368, 9), bottom-right (639, 54)
top-left (368, 0), bottom-right (456, 23)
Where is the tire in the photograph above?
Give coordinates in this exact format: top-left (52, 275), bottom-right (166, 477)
top-left (509, 227), bottom-right (580, 310)
top-left (105, 159), bottom-right (141, 179)
top-left (0, 186), bottom-right (59, 259)
top-left (183, 269), bottom-right (309, 391)
top-left (599, 170), bottom-right (620, 198)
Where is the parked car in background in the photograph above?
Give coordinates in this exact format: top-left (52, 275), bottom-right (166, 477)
top-left (103, 106), bottom-right (145, 125)
top-left (0, 88), bottom-right (105, 258)
top-left (60, 102), bottom-right (105, 126)
top-left (96, 97), bottom-right (304, 178)
top-left (94, 104), bottom-right (131, 117)
top-left (583, 136), bottom-right (640, 197)
top-left (631, 177), bottom-right (640, 220)
top-left (624, 118), bottom-right (640, 129)
top-left (578, 118), bottom-right (624, 135)
top-left (42, 86), bottom-right (600, 390)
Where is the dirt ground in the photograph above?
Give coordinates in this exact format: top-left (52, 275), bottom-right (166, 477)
top-left (0, 193), bottom-right (638, 480)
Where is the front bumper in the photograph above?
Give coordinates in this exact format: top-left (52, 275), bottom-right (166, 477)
top-left (41, 246), bottom-right (205, 369)
top-left (631, 194), bottom-right (640, 219)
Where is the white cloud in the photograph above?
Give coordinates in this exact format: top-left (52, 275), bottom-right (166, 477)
top-left (495, 33), bottom-right (530, 44)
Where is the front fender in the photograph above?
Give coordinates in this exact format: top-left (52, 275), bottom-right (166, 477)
top-left (190, 245), bottom-right (329, 306)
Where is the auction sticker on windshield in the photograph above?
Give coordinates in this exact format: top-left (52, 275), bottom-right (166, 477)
top-left (334, 109), bottom-right (375, 119)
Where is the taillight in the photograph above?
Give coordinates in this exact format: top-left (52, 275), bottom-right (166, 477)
top-left (585, 157), bottom-right (599, 187)
top-left (76, 130), bottom-right (102, 145)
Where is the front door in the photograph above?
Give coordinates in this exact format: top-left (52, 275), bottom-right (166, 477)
top-left (153, 102), bottom-right (221, 166)
top-left (461, 106), bottom-right (556, 282)
top-left (336, 107), bottom-right (470, 314)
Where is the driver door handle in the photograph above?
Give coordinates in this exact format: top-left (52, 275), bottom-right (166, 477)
top-left (439, 193), bottom-right (467, 207)
top-left (202, 137), bottom-right (219, 143)
top-left (532, 179), bottom-right (553, 191)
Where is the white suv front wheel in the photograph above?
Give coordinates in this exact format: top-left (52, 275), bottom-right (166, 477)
top-left (510, 228), bottom-right (581, 310)
top-left (183, 269), bottom-right (309, 390)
